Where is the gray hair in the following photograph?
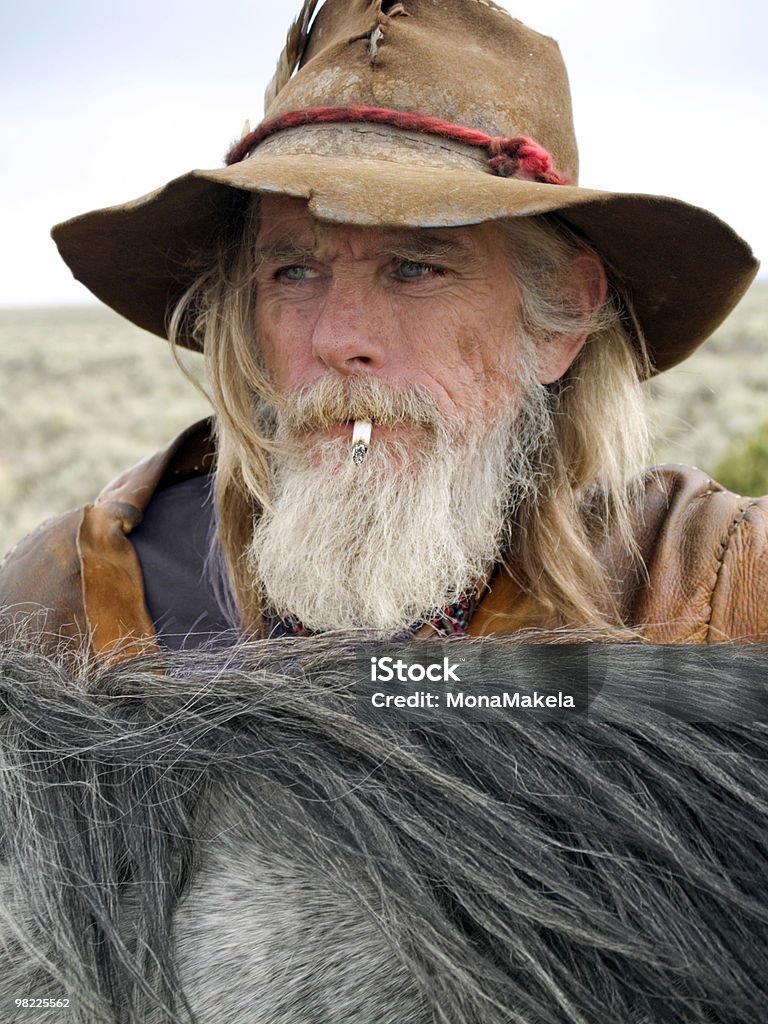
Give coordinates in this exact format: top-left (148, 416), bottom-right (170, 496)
top-left (2, 636), bottom-right (768, 1023)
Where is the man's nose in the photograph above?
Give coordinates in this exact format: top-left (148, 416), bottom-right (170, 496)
top-left (310, 278), bottom-right (388, 374)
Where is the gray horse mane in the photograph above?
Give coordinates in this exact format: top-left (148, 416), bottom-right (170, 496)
top-left (1, 637), bottom-right (768, 1023)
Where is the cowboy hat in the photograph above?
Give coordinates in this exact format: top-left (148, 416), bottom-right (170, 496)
top-left (51, 0), bottom-right (758, 371)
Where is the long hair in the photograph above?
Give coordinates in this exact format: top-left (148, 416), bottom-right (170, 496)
top-left (500, 217), bottom-right (653, 629)
top-left (168, 202), bottom-right (653, 634)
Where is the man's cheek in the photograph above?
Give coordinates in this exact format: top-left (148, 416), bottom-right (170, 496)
top-left (257, 328), bottom-right (309, 389)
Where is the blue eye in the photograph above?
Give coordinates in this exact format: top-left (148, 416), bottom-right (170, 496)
top-left (277, 265), bottom-right (315, 282)
top-left (396, 260), bottom-right (441, 279)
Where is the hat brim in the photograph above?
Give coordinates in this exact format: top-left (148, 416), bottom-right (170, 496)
top-left (51, 153), bottom-right (758, 372)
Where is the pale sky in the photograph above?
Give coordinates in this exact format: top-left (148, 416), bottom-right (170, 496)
top-left (1, 0), bottom-right (765, 306)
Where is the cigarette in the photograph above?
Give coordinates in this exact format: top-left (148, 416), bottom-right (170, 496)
top-left (351, 419), bottom-right (372, 464)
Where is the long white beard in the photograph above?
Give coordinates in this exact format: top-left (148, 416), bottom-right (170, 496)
top-left (247, 376), bottom-right (550, 636)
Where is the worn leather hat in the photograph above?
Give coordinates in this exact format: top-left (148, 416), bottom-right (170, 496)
top-left (51, 0), bottom-right (758, 371)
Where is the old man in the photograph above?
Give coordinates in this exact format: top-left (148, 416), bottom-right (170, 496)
top-left (0, 0), bottom-right (765, 655)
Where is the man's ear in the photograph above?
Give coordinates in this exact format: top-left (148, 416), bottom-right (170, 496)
top-left (536, 252), bottom-right (608, 384)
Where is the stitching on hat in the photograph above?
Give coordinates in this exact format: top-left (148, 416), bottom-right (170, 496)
top-left (368, 25), bottom-right (384, 57)
top-left (369, 1), bottom-right (408, 61)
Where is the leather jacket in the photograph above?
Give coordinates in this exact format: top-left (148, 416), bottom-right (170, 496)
top-left (2, 419), bottom-right (767, 657)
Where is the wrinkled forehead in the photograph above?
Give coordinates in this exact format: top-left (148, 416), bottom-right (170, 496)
top-left (252, 192), bottom-right (510, 265)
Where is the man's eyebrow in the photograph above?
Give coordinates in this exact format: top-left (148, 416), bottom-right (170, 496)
top-left (380, 231), bottom-right (476, 263)
top-left (254, 237), bottom-right (317, 264)
top-left (254, 231), bottom-right (477, 265)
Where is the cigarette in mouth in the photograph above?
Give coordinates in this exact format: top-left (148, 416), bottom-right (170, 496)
top-left (351, 419), bottom-right (372, 464)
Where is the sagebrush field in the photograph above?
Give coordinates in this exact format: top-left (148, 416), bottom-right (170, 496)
top-left (1, 284), bottom-right (767, 558)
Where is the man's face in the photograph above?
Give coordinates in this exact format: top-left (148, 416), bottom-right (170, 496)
top-left (253, 193), bottom-right (527, 441)
top-left (246, 195), bottom-right (558, 634)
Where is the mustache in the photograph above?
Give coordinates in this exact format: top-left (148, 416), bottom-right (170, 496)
top-left (275, 377), bottom-right (444, 435)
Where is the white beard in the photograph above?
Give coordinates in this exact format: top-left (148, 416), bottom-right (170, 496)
top-left (247, 376), bottom-right (550, 636)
